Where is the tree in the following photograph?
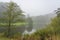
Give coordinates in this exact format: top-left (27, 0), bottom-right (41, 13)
top-left (0, 1), bottom-right (24, 37)
top-left (47, 8), bottom-right (60, 40)
top-left (52, 8), bottom-right (60, 34)
top-left (26, 14), bottom-right (33, 32)
top-left (56, 8), bottom-right (60, 17)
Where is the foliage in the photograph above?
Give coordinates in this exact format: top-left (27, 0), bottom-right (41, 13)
top-left (26, 14), bottom-right (33, 32)
top-left (0, 1), bottom-right (25, 37)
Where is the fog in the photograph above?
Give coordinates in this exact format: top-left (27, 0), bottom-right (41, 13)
top-left (0, 0), bottom-right (60, 16)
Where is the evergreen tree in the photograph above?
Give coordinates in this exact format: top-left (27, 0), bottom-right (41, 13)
top-left (56, 8), bottom-right (60, 17)
top-left (26, 14), bottom-right (33, 32)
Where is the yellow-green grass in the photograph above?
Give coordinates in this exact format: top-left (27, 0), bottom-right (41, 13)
top-left (0, 33), bottom-right (11, 40)
top-left (0, 22), bottom-right (27, 26)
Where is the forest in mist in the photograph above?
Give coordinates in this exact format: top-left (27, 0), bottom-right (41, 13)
top-left (0, 1), bottom-right (60, 40)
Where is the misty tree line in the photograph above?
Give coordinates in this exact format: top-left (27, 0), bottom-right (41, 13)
top-left (33, 8), bottom-right (60, 40)
top-left (19, 8), bottom-right (60, 40)
top-left (0, 1), bottom-right (60, 40)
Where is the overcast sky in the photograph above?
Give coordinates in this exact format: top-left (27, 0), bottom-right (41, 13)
top-left (0, 0), bottom-right (60, 16)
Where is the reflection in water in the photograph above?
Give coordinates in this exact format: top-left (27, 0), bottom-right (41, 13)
top-left (23, 29), bottom-right (36, 34)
